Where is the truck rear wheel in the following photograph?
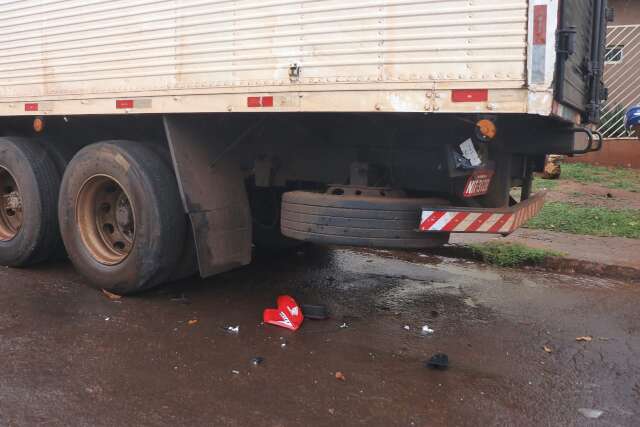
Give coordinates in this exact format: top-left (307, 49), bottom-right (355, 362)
top-left (281, 188), bottom-right (450, 249)
top-left (59, 141), bottom-right (185, 294)
top-left (0, 137), bottom-right (62, 266)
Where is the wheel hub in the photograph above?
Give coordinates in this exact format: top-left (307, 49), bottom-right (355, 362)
top-left (115, 194), bottom-right (133, 233)
top-left (77, 175), bottom-right (135, 265)
top-left (0, 167), bottom-right (23, 241)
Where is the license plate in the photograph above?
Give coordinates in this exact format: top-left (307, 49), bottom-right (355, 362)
top-left (463, 170), bottom-right (494, 198)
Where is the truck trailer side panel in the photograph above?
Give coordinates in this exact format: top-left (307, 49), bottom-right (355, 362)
top-left (0, 0), bottom-right (531, 115)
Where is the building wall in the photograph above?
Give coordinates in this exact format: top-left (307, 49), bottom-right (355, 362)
top-left (599, 0), bottom-right (640, 137)
top-left (608, 0), bottom-right (640, 25)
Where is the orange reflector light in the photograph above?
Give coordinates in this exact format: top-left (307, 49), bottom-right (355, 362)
top-left (33, 117), bottom-right (44, 133)
top-left (476, 119), bottom-right (497, 140)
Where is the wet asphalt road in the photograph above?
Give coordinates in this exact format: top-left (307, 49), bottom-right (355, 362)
top-left (0, 246), bottom-right (639, 427)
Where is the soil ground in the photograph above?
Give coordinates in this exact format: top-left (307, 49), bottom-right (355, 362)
top-left (1, 247), bottom-right (639, 426)
top-left (543, 180), bottom-right (640, 210)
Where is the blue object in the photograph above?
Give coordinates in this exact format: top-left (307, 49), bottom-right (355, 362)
top-left (625, 106), bottom-right (640, 132)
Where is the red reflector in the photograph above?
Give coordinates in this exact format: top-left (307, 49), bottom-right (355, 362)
top-left (261, 96), bottom-right (274, 107)
top-left (451, 89), bottom-right (488, 103)
top-left (533, 5), bottom-right (548, 45)
top-left (247, 96), bottom-right (274, 108)
top-left (25, 103), bottom-right (38, 112)
top-left (247, 97), bottom-right (262, 108)
top-left (116, 100), bottom-right (134, 109)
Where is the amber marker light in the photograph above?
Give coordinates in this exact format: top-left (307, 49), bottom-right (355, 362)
top-left (476, 119), bottom-right (497, 141)
top-left (33, 117), bottom-right (45, 133)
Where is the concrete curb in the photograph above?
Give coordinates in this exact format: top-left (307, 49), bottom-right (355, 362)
top-left (540, 257), bottom-right (640, 283)
top-left (434, 245), bottom-right (640, 283)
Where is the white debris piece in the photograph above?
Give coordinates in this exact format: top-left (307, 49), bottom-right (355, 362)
top-left (227, 326), bottom-right (240, 334)
top-left (231, 370), bottom-right (240, 375)
top-left (422, 325), bottom-right (435, 335)
top-left (339, 323), bottom-right (349, 329)
top-left (403, 325), bottom-right (411, 331)
top-left (578, 408), bottom-right (604, 419)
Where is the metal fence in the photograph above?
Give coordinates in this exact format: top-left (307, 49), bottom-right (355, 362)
top-left (598, 24), bottom-right (640, 138)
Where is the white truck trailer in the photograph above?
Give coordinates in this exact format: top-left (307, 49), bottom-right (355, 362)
top-left (0, 0), bottom-right (610, 293)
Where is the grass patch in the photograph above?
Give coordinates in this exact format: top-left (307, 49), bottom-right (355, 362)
top-left (469, 242), bottom-right (561, 268)
top-left (525, 202), bottom-right (640, 239)
top-left (560, 163), bottom-right (640, 192)
top-left (532, 176), bottom-right (559, 192)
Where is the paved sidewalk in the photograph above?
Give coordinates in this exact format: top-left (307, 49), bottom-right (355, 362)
top-left (451, 229), bottom-right (640, 271)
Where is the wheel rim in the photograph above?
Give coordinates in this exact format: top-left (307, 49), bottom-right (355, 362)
top-left (76, 175), bottom-right (135, 266)
top-left (0, 167), bottom-right (23, 241)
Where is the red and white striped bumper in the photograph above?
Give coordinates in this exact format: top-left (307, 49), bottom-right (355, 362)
top-left (420, 191), bottom-right (547, 235)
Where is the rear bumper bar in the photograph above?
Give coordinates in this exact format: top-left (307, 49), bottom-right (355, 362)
top-left (420, 191), bottom-right (547, 235)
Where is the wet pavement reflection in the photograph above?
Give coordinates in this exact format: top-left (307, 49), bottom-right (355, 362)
top-left (0, 245), bottom-right (638, 426)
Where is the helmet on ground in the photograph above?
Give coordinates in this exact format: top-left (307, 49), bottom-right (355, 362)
top-left (624, 106), bottom-right (640, 132)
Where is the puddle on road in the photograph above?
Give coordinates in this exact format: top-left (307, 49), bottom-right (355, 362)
top-left (325, 247), bottom-right (638, 328)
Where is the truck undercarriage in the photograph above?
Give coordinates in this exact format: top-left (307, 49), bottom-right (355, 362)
top-left (0, 111), bottom-right (588, 293)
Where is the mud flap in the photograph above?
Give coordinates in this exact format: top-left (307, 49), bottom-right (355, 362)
top-left (163, 116), bottom-right (252, 278)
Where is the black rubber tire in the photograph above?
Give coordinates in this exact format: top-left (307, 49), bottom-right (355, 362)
top-left (39, 138), bottom-right (78, 261)
top-left (59, 141), bottom-right (186, 294)
top-left (0, 137), bottom-right (62, 266)
top-left (281, 191), bottom-right (450, 249)
top-left (39, 138), bottom-right (76, 178)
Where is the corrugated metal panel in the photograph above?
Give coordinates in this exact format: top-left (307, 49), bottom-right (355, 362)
top-left (0, 0), bottom-right (528, 100)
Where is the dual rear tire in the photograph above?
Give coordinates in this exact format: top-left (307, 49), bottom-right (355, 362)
top-left (0, 138), bottom-right (187, 294)
top-left (0, 137), bottom-right (61, 266)
top-left (58, 141), bottom-right (186, 294)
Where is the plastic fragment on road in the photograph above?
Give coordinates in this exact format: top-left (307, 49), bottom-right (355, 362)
top-left (231, 370), bottom-right (240, 375)
top-left (263, 295), bottom-right (304, 331)
top-left (226, 325), bottom-right (240, 334)
top-left (403, 325), bottom-right (411, 331)
top-left (543, 345), bottom-right (553, 353)
top-left (422, 325), bottom-right (435, 335)
top-left (576, 336), bottom-right (593, 342)
top-left (578, 408), bottom-right (603, 419)
top-left (250, 357), bottom-right (264, 366)
top-left (187, 319), bottom-right (198, 326)
top-left (101, 289), bottom-right (122, 301)
top-left (335, 372), bottom-right (346, 381)
top-left (339, 323), bottom-right (349, 329)
top-left (426, 353), bottom-right (449, 370)
top-left (301, 304), bottom-right (329, 320)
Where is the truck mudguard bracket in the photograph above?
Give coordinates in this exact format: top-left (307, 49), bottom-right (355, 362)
top-left (163, 115), bottom-right (252, 278)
